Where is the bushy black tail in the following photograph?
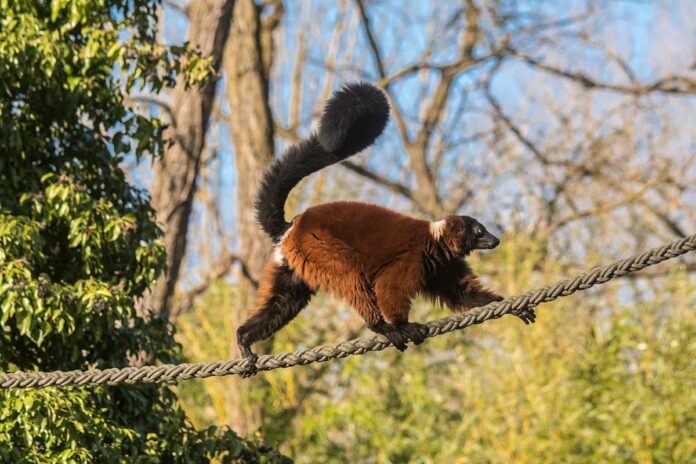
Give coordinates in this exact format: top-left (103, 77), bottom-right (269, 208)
top-left (255, 82), bottom-right (390, 242)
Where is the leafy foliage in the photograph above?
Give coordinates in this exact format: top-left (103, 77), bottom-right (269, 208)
top-left (0, 1), bottom-right (287, 462)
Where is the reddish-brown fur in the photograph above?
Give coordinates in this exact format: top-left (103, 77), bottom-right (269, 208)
top-left (281, 201), bottom-right (431, 326)
top-left (235, 199), bottom-right (538, 378)
top-left (248, 201), bottom-right (502, 326)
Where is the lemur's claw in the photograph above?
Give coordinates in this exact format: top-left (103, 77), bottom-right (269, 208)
top-left (239, 351), bottom-right (259, 378)
top-left (398, 322), bottom-right (428, 345)
top-left (514, 308), bottom-right (536, 325)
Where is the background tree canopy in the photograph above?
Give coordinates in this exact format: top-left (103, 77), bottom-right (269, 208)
top-left (1, 0), bottom-right (695, 463)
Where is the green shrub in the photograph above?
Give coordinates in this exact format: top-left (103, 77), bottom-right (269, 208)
top-left (0, 1), bottom-right (287, 462)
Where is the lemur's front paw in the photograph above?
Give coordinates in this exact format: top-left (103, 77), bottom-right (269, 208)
top-left (385, 331), bottom-right (409, 352)
top-left (397, 322), bottom-right (428, 345)
top-left (370, 323), bottom-right (409, 351)
top-left (514, 308), bottom-right (536, 325)
top-left (381, 327), bottom-right (410, 352)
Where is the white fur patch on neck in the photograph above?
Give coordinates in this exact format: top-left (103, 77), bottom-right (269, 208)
top-left (429, 220), bottom-right (446, 240)
top-left (273, 246), bottom-right (285, 265)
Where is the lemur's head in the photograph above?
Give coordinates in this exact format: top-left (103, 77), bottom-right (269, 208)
top-left (432, 215), bottom-right (500, 255)
top-left (462, 216), bottom-right (500, 251)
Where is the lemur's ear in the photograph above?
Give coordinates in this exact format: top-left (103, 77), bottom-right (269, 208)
top-left (444, 215), bottom-right (464, 237)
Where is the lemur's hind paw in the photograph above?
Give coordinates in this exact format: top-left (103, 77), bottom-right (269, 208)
top-left (238, 351), bottom-right (259, 378)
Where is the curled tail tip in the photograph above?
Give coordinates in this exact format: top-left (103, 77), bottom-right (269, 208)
top-left (317, 82), bottom-right (390, 156)
top-left (254, 82), bottom-right (388, 242)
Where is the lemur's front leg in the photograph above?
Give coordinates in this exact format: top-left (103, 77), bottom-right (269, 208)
top-left (449, 274), bottom-right (536, 325)
top-left (372, 261), bottom-right (428, 347)
top-left (360, 283), bottom-right (426, 350)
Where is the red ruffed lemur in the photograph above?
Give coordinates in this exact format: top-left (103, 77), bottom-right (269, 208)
top-left (237, 83), bottom-right (535, 375)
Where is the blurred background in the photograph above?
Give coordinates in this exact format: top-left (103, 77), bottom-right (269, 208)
top-left (144, 0), bottom-right (696, 461)
top-left (151, 0), bottom-right (696, 462)
top-left (2, 0), bottom-right (695, 462)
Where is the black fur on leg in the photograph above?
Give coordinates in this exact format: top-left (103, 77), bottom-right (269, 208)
top-left (423, 255), bottom-right (504, 311)
top-left (239, 352), bottom-right (259, 379)
top-left (236, 264), bottom-right (314, 377)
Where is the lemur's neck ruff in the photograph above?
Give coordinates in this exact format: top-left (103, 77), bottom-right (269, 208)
top-left (431, 218), bottom-right (473, 258)
top-left (429, 220), bottom-right (447, 240)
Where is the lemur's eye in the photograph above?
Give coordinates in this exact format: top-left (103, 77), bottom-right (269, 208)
top-left (475, 226), bottom-right (483, 236)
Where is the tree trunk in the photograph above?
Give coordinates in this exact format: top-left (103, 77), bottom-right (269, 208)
top-left (226, 0), bottom-right (275, 294)
top-left (224, 0), bottom-right (279, 435)
top-left (140, 0), bottom-right (235, 320)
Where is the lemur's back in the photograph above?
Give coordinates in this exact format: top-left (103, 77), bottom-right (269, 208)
top-left (287, 201), bottom-right (430, 278)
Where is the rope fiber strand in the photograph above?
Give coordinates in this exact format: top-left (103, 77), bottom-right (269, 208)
top-left (2, 233), bottom-right (694, 390)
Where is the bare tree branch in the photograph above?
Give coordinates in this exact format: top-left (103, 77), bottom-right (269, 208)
top-left (484, 80), bottom-right (559, 166)
top-left (289, 30), bottom-right (307, 130)
top-left (341, 160), bottom-right (417, 204)
top-left (353, 0), bottom-right (411, 145)
top-left (163, 0), bottom-right (189, 17)
top-left (354, 0), bottom-right (386, 79)
top-left (548, 178), bottom-right (662, 234)
top-left (170, 251), bottom-right (258, 319)
top-left (126, 95), bottom-right (177, 127)
top-left (512, 48), bottom-right (696, 95)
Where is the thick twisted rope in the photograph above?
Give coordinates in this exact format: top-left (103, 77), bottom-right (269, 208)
top-left (1, 233), bottom-right (694, 390)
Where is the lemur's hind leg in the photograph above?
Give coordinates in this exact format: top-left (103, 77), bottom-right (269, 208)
top-left (343, 278), bottom-right (416, 350)
top-left (284, 232), bottom-right (413, 351)
top-left (236, 261), bottom-right (314, 377)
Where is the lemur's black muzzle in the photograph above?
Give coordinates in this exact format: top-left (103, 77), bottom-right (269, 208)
top-left (477, 232), bottom-right (500, 250)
